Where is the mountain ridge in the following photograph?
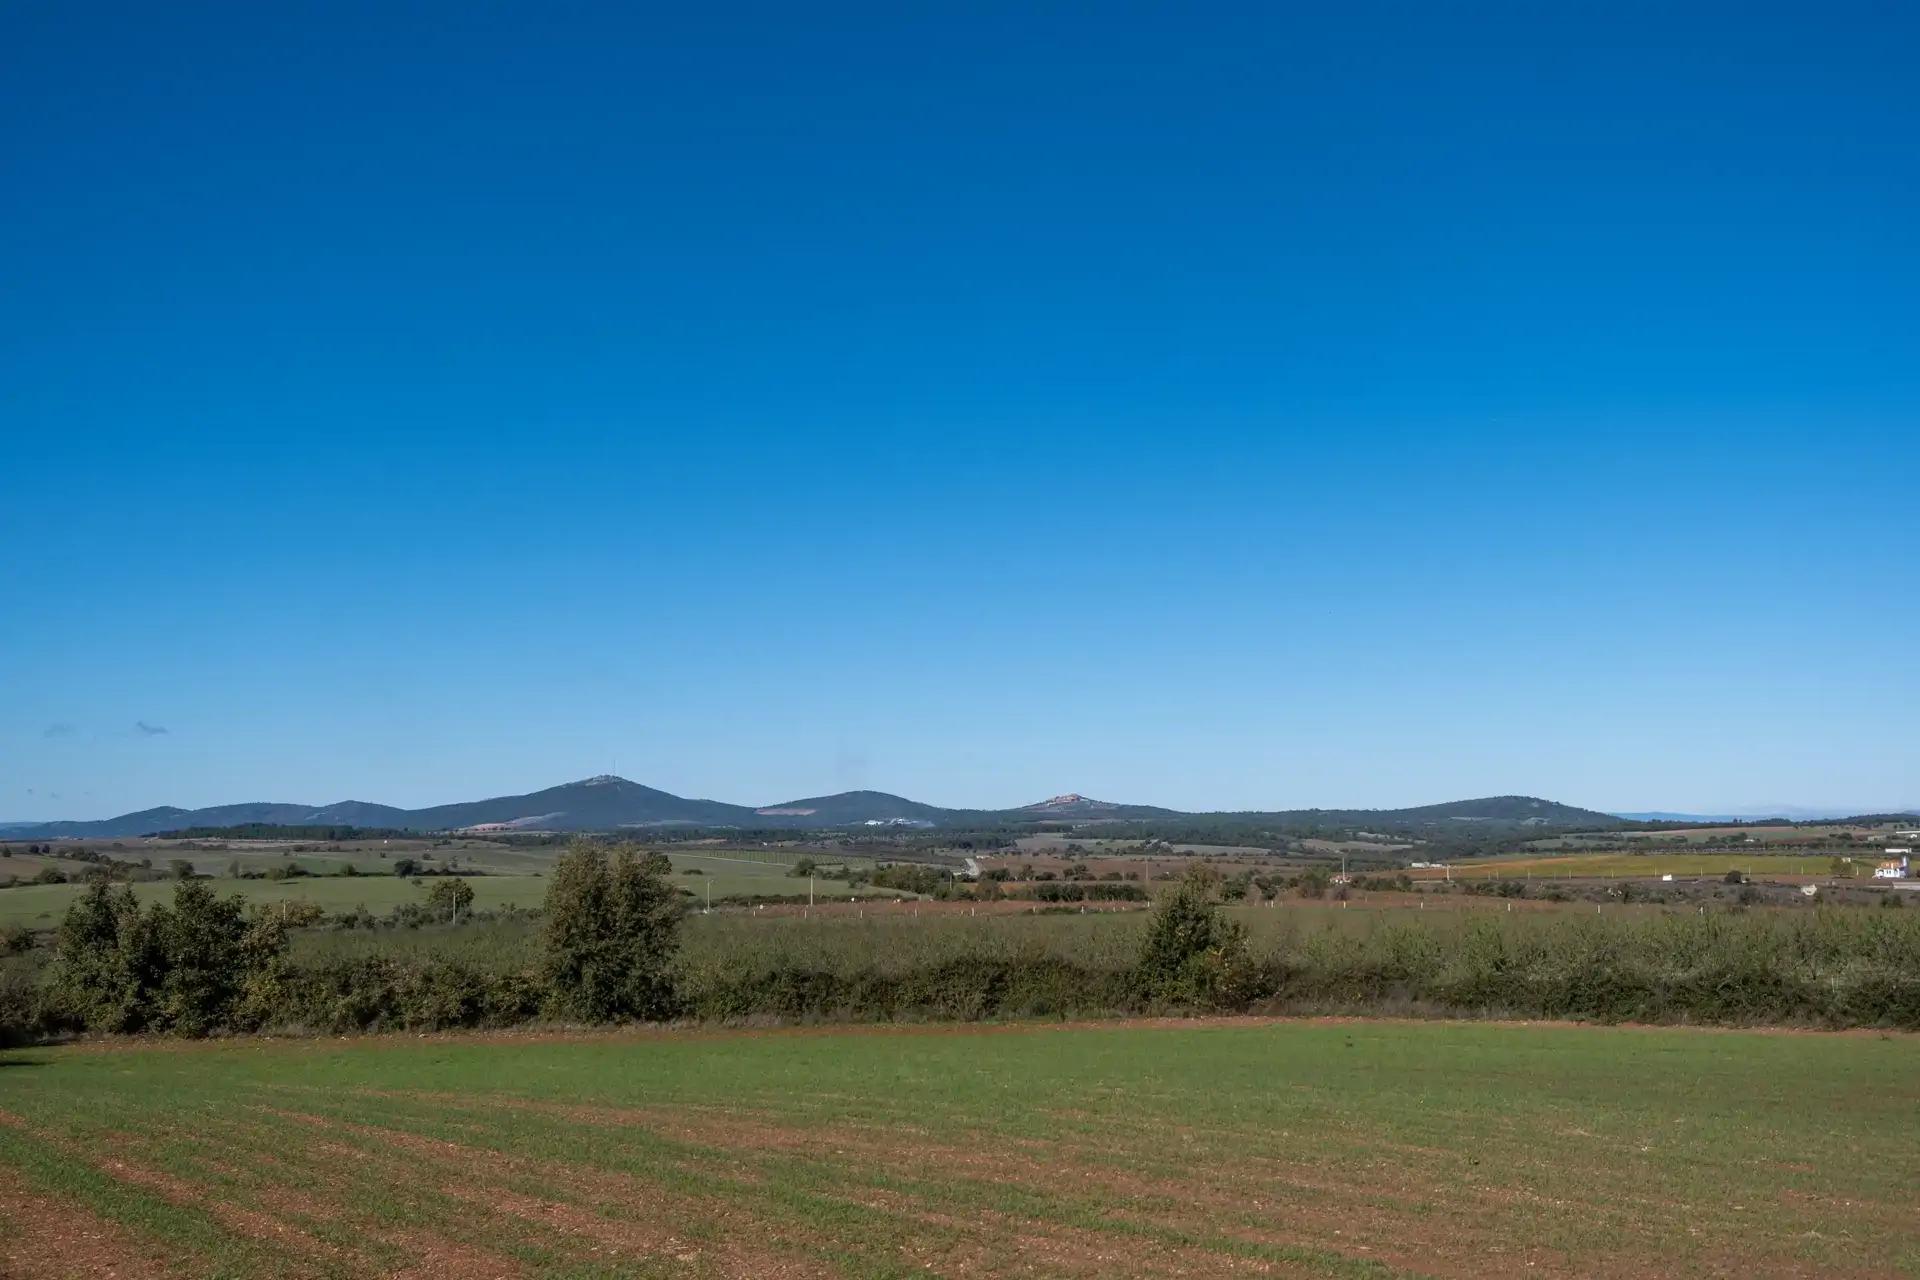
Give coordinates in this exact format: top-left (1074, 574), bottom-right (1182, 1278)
top-left (4, 777), bottom-right (1643, 838)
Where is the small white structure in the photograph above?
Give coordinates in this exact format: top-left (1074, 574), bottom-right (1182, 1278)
top-left (1801, 884), bottom-right (1820, 897)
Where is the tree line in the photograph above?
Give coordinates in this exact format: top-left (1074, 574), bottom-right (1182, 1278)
top-left (4, 845), bottom-right (1242, 1040)
top-left (9, 850), bottom-right (1920, 1041)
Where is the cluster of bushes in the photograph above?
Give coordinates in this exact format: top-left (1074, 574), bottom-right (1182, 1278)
top-left (1015, 881), bottom-right (1147, 903)
top-left (865, 864), bottom-right (951, 896)
top-left (0, 841), bottom-right (681, 1042)
top-left (682, 891), bottom-right (1920, 1029)
top-left (11, 854), bottom-right (1920, 1042)
top-left (0, 847), bottom-right (176, 888)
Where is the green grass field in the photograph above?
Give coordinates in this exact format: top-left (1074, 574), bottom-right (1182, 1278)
top-left (0, 851), bottom-right (899, 930)
top-left (1, 1020), bottom-right (1915, 1278)
top-left (0, 875), bottom-right (554, 929)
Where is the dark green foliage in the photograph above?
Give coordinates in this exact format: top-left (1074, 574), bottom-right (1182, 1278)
top-left (270, 956), bottom-right (543, 1032)
top-left (168, 858), bottom-right (195, 880)
top-left (1019, 881), bottom-right (1146, 903)
top-left (48, 880), bottom-right (288, 1035)
top-left (151, 824), bottom-right (417, 840)
top-left (1136, 867), bottom-right (1254, 1009)
top-left (868, 864), bottom-right (949, 895)
top-left (393, 857), bottom-right (420, 878)
top-left (32, 866), bottom-right (67, 885)
top-left (540, 840), bottom-right (684, 1022)
top-left (685, 955), bottom-right (1134, 1023)
top-left (425, 877), bottom-right (474, 922)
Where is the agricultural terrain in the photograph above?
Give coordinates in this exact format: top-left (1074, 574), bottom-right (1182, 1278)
top-left (1, 1020), bottom-right (1915, 1277)
top-left (0, 847), bottom-right (896, 931)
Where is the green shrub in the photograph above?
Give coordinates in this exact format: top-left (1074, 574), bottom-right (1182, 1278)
top-left (1136, 867), bottom-right (1255, 1009)
top-left (426, 877), bottom-right (475, 923)
top-left (540, 840), bottom-right (684, 1022)
top-left (48, 881), bottom-right (288, 1036)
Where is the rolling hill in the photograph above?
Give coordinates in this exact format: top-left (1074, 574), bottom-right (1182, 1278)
top-left (7, 779), bottom-right (1637, 839)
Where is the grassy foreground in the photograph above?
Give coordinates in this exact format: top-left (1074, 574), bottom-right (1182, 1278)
top-left (1, 1021), bottom-right (1916, 1278)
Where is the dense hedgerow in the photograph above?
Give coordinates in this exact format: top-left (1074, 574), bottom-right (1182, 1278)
top-left (10, 854), bottom-right (1920, 1041)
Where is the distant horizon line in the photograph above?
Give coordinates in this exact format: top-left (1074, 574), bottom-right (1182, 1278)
top-left (4, 772), bottom-right (1917, 828)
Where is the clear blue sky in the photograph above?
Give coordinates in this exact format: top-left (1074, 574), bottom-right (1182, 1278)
top-left (3, 2), bottom-right (1915, 820)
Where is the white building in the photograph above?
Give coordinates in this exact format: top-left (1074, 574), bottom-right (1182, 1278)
top-left (1873, 851), bottom-right (1911, 879)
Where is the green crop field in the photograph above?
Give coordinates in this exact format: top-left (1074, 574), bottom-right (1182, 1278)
top-left (0, 852), bottom-right (900, 930)
top-left (0, 875), bottom-right (553, 930)
top-left (1, 1020), bottom-right (1915, 1278)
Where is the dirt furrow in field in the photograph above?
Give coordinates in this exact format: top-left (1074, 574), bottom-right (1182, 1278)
top-left (457, 1099), bottom-right (1523, 1264)
top-left (0, 1166), bottom-right (168, 1280)
top-left (94, 1153), bottom-right (340, 1268)
top-left (430, 1094), bottom-right (1845, 1280)
top-left (0, 1106), bottom-right (526, 1280)
top-left (316, 1099), bottom-right (1400, 1277)
top-left (264, 1105), bottom-right (833, 1278)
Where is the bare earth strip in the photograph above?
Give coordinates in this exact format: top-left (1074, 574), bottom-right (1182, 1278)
top-left (392, 1093), bottom-right (1887, 1279)
top-left (0, 1167), bottom-right (168, 1280)
top-left (284, 1107), bottom-right (845, 1278)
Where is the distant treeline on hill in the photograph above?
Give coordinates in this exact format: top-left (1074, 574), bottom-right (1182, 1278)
top-left (154, 824), bottom-right (421, 841)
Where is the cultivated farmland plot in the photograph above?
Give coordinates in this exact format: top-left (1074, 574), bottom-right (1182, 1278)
top-left (0, 851), bottom-right (896, 930)
top-left (2, 1020), bottom-right (1916, 1278)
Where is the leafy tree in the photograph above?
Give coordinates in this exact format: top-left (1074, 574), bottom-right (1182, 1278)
top-left (50, 880), bottom-right (287, 1036)
top-left (147, 881), bottom-right (250, 1035)
top-left (168, 858), bottom-right (195, 881)
top-left (393, 857), bottom-right (420, 878)
top-left (50, 882), bottom-right (153, 1031)
top-left (541, 840), bottom-right (683, 1022)
top-left (426, 877), bottom-right (475, 923)
top-left (1136, 865), bottom-right (1254, 1009)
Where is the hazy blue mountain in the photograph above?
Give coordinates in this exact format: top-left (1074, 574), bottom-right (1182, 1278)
top-left (1290, 796), bottom-right (1620, 826)
top-left (401, 776), bottom-right (759, 831)
top-left (1018, 793), bottom-right (1184, 820)
top-left (15, 802), bottom-right (411, 839)
top-left (8, 780), bottom-right (1644, 839)
top-left (754, 791), bottom-right (962, 826)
